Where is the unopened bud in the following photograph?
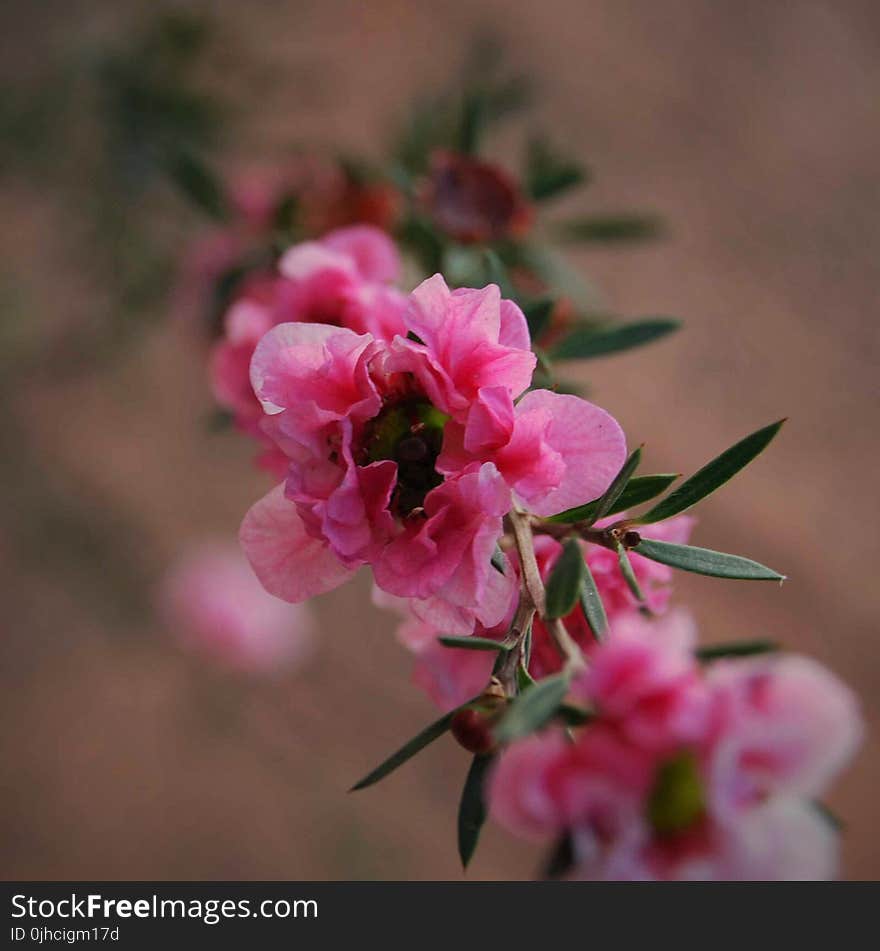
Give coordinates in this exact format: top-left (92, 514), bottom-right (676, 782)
top-left (451, 680), bottom-right (508, 755)
top-left (451, 707), bottom-right (497, 755)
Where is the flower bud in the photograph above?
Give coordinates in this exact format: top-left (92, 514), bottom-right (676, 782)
top-left (451, 679), bottom-right (508, 755)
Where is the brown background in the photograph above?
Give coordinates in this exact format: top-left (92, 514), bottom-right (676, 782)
top-left (1, 0), bottom-right (878, 879)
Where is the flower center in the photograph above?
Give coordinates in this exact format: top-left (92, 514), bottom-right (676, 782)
top-left (360, 399), bottom-right (448, 517)
top-left (647, 750), bottom-right (706, 837)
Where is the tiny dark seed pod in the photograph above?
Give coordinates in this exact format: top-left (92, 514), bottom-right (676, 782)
top-left (622, 530), bottom-right (642, 549)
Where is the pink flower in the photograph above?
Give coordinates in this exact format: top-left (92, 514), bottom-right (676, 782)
top-left (241, 277), bottom-right (626, 632)
top-left (569, 797), bottom-right (839, 881)
top-left (209, 226), bottom-right (406, 471)
top-left (158, 542), bottom-right (316, 674)
top-left (209, 299), bottom-right (274, 425)
top-left (276, 225), bottom-right (407, 340)
top-left (240, 307), bottom-right (518, 628)
top-left (488, 732), bottom-right (576, 840)
top-left (572, 611), bottom-right (711, 754)
top-left (706, 654), bottom-right (864, 816)
top-left (487, 613), bottom-right (862, 880)
top-left (397, 276), bottom-right (626, 515)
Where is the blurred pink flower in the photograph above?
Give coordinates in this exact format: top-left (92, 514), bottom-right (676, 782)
top-left (488, 612), bottom-right (862, 880)
top-left (209, 226), bottom-right (406, 460)
top-left (159, 542), bottom-right (316, 674)
top-left (705, 653), bottom-right (864, 817)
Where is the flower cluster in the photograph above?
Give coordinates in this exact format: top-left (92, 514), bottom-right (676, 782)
top-left (170, 66), bottom-right (864, 879)
top-left (240, 272), bottom-right (626, 633)
top-left (489, 612), bottom-right (862, 880)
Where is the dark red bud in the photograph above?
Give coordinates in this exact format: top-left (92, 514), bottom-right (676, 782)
top-left (451, 707), bottom-right (497, 755)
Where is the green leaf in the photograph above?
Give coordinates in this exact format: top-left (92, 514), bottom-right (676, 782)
top-left (550, 318), bottom-right (680, 361)
top-left (483, 249), bottom-right (514, 298)
top-left (579, 561), bottom-right (608, 641)
top-left (554, 213), bottom-right (663, 244)
top-left (458, 93), bottom-right (485, 154)
top-left (458, 754), bottom-right (494, 868)
top-left (164, 149), bottom-right (227, 221)
top-left (523, 297), bottom-right (555, 340)
top-left (545, 538), bottom-right (586, 619)
top-left (350, 709), bottom-right (457, 791)
top-left (518, 245), bottom-right (604, 312)
top-left (635, 538), bottom-right (785, 582)
top-left (696, 640), bottom-right (778, 662)
top-left (438, 635), bottom-right (513, 652)
top-left (547, 473), bottom-right (680, 524)
top-left (495, 673), bottom-right (570, 743)
top-left (587, 446), bottom-right (643, 526)
top-left (525, 138), bottom-right (588, 201)
top-left (616, 544), bottom-right (645, 603)
top-left (516, 660), bottom-right (535, 693)
top-left (637, 420), bottom-right (786, 525)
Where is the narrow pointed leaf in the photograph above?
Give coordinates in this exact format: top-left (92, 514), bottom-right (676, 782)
top-left (516, 661), bottom-right (536, 692)
top-left (550, 318), bottom-right (680, 361)
top-left (459, 93), bottom-right (485, 155)
top-left (495, 673), bottom-right (570, 743)
top-left (588, 446), bottom-right (642, 526)
top-left (483, 249), bottom-right (514, 298)
top-left (523, 297), bottom-right (555, 340)
top-left (696, 640), bottom-right (778, 662)
top-left (458, 754), bottom-right (494, 868)
top-left (616, 544), bottom-right (645, 603)
top-left (526, 138), bottom-right (588, 202)
top-left (554, 213), bottom-right (663, 244)
top-left (579, 561), bottom-right (608, 641)
top-left (634, 538), bottom-right (785, 582)
top-left (438, 635), bottom-right (514, 652)
top-left (636, 420), bottom-right (786, 524)
top-left (547, 473), bottom-right (680, 524)
top-left (350, 709), bottom-right (457, 791)
top-left (545, 538), bottom-right (586, 619)
top-left (165, 150), bottom-right (228, 221)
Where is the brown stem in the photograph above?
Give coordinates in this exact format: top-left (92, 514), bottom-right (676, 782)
top-left (495, 592), bottom-right (536, 694)
top-left (510, 506), bottom-right (547, 616)
top-left (530, 517), bottom-right (640, 553)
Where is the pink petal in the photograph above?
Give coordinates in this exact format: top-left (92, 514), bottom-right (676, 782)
top-left (322, 224), bottom-right (401, 283)
top-left (506, 390), bottom-right (627, 517)
top-left (240, 485), bottom-right (354, 602)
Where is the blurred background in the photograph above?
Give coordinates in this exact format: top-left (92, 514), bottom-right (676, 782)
top-left (1, 0), bottom-right (878, 880)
